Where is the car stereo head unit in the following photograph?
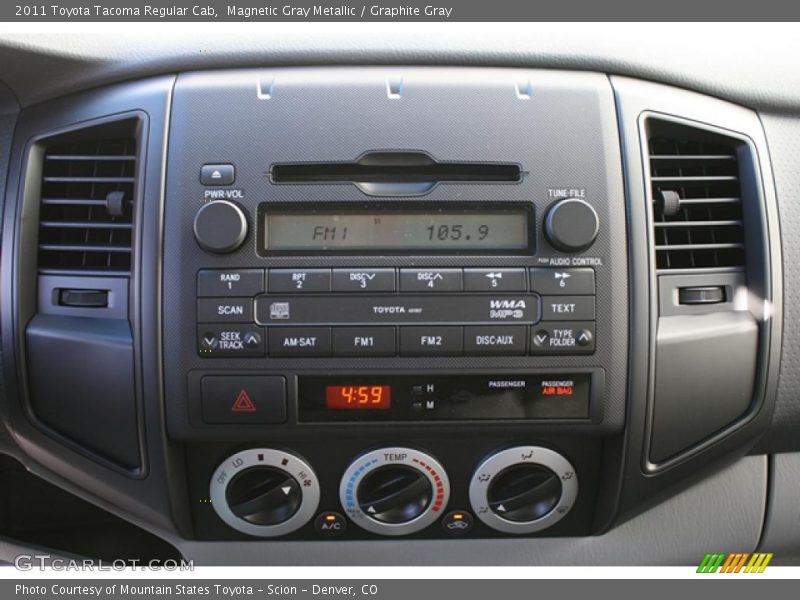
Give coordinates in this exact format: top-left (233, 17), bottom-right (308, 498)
top-left (161, 68), bottom-right (629, 542)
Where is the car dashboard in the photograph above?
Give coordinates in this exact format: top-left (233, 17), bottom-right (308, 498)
top-left (1, 24), bottom-right (800, 565)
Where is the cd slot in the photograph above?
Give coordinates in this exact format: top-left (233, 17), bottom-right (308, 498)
top-left (271, 152), bottom-right (521, 195)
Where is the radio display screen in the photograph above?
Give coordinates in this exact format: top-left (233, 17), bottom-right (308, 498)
top-left (260, 205), bottom-right (531, 253)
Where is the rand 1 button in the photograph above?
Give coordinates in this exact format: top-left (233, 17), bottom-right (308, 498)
top-left (541, 296), bottom-right (595, 320)
top-left (400, 326), bottom-right (463, 356)
top-left (332, 327), bottom-right (396, 356)
top-left (464, 326), bottom-right (526, 355)
top-left (197, 269), bottom-right (264, 297)
top-left (200, 376), bottom-right (286, 424)
top-left (331, 268), bottom-right (396, 292)
top-left (400, 268), bottom-right (462, 292)
top-left (530, 321), bottom-right (595, 355)
top-left (197, 297), bottom-right (253, 323)
top-left (463, 268), bottom-right (526, 292)
top-left (530, 268), bottom-right (595, 295)
top-left (197, 325), bottom-right (264, 357)
top-left (268, 269), bottom-right (331, 293)
top-left (268, 327), bottom-right (332, 357)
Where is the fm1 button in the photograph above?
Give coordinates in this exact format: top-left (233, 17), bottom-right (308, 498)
top-left (314, 512), bottom-right (347, 537)
top-left (442, 510), bottom-right (474, 536)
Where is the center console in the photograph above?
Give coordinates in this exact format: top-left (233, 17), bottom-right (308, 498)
top-left (163, 69), bottom-right (628, 540)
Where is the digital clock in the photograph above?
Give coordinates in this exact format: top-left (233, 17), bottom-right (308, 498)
top-left (325, 385), bottom-right (392, 410)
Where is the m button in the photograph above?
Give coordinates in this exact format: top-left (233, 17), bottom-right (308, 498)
top-left (200, 376), bottom-right (286, 424)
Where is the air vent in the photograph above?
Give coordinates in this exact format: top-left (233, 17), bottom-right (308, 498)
top-left (36, 127), bottom-right (137, 274)
top-left (648, 121), bottom-right (745, 270)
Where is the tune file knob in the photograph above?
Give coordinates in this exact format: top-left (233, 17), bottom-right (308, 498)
top-left (544, 197), bottom-right (599, 252)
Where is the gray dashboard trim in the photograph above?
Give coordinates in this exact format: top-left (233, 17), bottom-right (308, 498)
top-left (2, 25), bottom-right (800, 112)
top-left (176, 455), bottom-right (767, 566)
top-left (758, 452), bottom-right (800, 564)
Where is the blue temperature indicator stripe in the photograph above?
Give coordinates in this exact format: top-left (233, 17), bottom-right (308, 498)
top-left (344, 459), bottom-right (379, 508)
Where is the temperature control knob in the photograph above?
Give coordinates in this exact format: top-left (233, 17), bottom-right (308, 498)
top-left (193, 200), bottom-right (248, 254)
top-left (210, 448), bottom-right (319, 537)
top-left (340, 447), bottom-right (449, 536)
top-left (469, 446), bottom-right (578, 534)
top-left (544, 197), bottom-right (598, 252)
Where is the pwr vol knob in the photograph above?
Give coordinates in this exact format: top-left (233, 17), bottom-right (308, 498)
top-left (210, 448), bottom-right (320, 537)
top-left (193, 200), bottom-right (248, 254)
top-left (340, 447), bottom-right (450, 536)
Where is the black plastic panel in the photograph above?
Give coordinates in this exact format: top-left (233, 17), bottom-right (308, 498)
top-left (26, 315), bottom-right (140, 468)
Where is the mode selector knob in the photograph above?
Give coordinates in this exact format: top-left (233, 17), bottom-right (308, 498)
top-left (193, 200), bottom-right (248, 254)
top-left (544, 197), bottom-right (599, 252)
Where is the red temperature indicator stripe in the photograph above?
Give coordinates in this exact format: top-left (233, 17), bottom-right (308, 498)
top-left (325, 385), bottom-right (392, 410)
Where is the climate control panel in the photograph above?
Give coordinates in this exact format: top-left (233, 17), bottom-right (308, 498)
top-left (204, 444), bottom-right (582, 539)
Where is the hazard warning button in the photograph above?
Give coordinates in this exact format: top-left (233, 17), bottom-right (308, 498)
top-left (200, 376), bottom-right (286, 424)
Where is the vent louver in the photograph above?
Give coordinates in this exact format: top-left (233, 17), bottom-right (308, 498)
top-left (37, 134), bottom-right (137, 274)
top-left (648, 122), bottom-right (745, 270)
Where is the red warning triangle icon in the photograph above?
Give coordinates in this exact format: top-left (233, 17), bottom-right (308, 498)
top-left (231, 389), bottom-right (257, 413)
